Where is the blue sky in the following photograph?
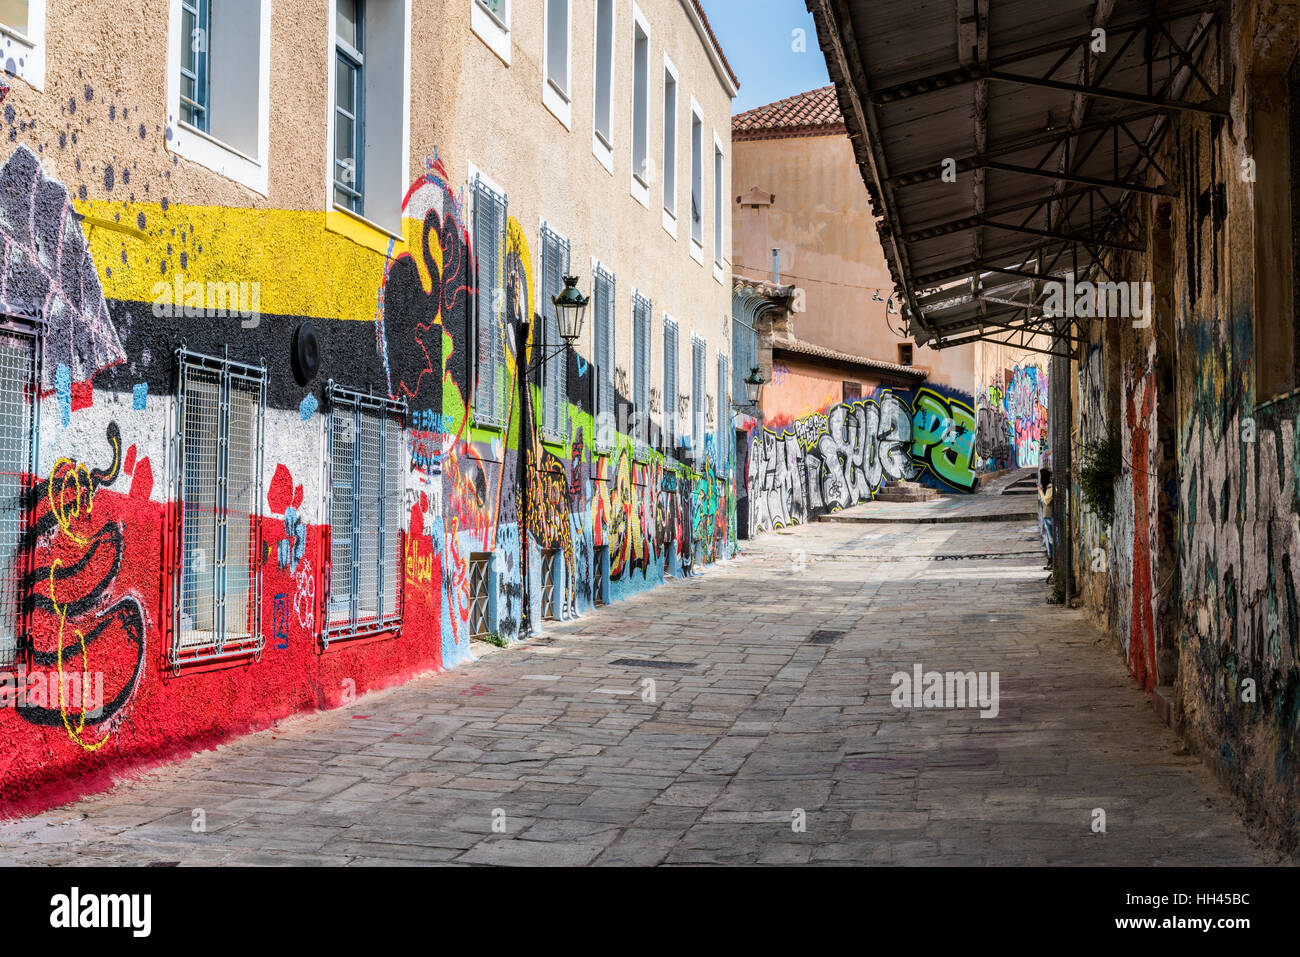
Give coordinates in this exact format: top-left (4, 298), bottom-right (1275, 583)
top-left (699, 0), bottom-right (831, 114)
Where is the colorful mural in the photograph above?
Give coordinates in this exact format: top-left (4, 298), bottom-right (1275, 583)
top-left (974, 361), bottom-right (1049, 472)
top-left (745, 385), bottom-right (978, 534)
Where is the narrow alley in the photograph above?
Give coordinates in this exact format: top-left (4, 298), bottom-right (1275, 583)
top-left (0, 478), bottom-right (1267, 866)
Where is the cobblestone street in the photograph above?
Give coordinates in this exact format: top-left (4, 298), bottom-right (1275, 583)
top-left (0, 504), bottom-right (1269, 866)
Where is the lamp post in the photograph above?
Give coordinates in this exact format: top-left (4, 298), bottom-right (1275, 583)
top-left (733, 366), bottom-right (765, 413)
top-left (518, 275), bottom-right (588, 639)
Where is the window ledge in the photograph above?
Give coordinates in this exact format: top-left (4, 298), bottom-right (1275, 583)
top-left (0, 17), bottom-right (44, 91)
top-left (326, 206), bottom-right (405, 256)
top-left (662, 208), bottom-right (678, 239)
top-left (169, 121), bottom-right (268, 196)
top-left (472, 1), bottom-right (511, 66)
top-left (543, 79), bottom-right (573, 130)
top-left (592, 133), bottom-right (614, 175)
top-left (713, 261), bottom-right (725, 284)
top-left (690, 238), bottom-right (705, 265)
top-left (631, 174), bottom-right (650, 210)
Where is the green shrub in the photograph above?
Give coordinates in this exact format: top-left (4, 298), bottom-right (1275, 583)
top-left (1079, 431), bottom-right (1122, 528)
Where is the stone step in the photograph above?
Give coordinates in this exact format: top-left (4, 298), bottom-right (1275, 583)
top-left (874, 481), bottom-right (941, 502)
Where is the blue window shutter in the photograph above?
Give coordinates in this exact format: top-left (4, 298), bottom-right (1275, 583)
top-left (473, 177), bottom-right (494, 425)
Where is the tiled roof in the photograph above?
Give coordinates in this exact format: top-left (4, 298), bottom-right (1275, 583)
top-left (773, 338), bottom-right (928, 381)
top-left (691, 1), bottom-right (740, 92)
top-left (732, 86), bottom-right (846, 141)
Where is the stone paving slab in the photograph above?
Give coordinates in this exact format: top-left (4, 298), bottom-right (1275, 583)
top-left (0, 500), bottom-right (1273, 866)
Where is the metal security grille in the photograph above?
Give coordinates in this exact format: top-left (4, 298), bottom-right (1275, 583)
top-left (0, 323), bottom-right (39, 671)
top-left (731, 315), bottom-right (757, 405)
top-left (468, 552), bottom-right (490, 639)
top-left (632, 292), bottom-right (651, 454)
top-left (593, 264), bottom-right (615, 450)
top-left (473, 175), bottom-right (508, 428)
top-left (325, 382), bottom-right (406, 644)
top-left (663, 318), bottom-right (679, 455)
top-left (716, 353), bottom-right (729, 463)
top-left (540, 549), bottom-right (558, 620)
top-left (540, 224), bottom-right (571, 442)
top-left (174, 349), bottom-right (266, 669)
top-left (691, 336), bottom-right (706, 458)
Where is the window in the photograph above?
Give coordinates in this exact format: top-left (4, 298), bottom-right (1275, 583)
top-left (0, 321), bottom-right (38, 671)
top-left (898, 343), bottom-right (914, 366)
top-left (662, 57), bottom-right (678, 233)
top-left (714, 135), bottom-right (725, 272)
top-left (329, 0), bottom-right (411, 233)
top-left (593, 264), bottom-right (616, 450)
top-left (0, 0), bottom-right (47, 91)
top-left (690, 101), bottom-right (704, 254)
top-left (167, 0), bottom-right (270, 193)
top-left (543, 0), bottom-right (571, 127)
top-left (541, 549), bottom-right (559, 620)
top-left (174, 350), bottom-right (266, 668)
top-left (691, 336), bottom-right (706, 456)
top-left (731, 315), bottom-right (757, 406)
top-left (540, 224), bottom-right (572, 442)
top-left (473, 172), bottom-right (508, 428)
top-left (472, 0), bottom-right (510, 65)
top-left (632, 292), bottom-right (652, 454)
top-left (592, 0), bottom-right (615, 170)
top-left (629, 4), bottom-right (650, 207)
top-left (333, 0), bottom-right (364, 213)
top-left (663, 316), bottom-right (679, 454)
top-left (468, 553), bottom-right (491, 638)
top-left (717, 353), bottom-right (729, 460)
top-left (843, 380), bottom-right (863, 402)
top-left (179, 0), bottom-right (210, 131)
top-left (326, 384), bottom-right (404, 642)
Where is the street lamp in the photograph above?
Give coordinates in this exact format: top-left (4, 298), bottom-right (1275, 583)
top-left (551, 275), bottom-right (589, 346)
top-left (733, 366), bottom-right (765, 412)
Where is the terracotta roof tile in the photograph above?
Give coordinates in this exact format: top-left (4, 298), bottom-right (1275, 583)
top-left (732, 86), bottom-right (846, 140)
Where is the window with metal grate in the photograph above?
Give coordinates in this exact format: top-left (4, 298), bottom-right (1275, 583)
top-left (717, 352), bottom-right (729, 463)
top-left (473, 175), bottom-right (508, 429)
top-left (0, 322), bottom-right (38, 672)
top-left (175, 349), bottom-right (267, 669)
top-left (691, 336), bottom-right (706, 457)
top-left (632, 292), bottom-right (651, 455)
top-left (468, 552), bottom-right (490, 638)
top-left (540, 224), bottom-right (571, 442)
top-left (663, 317), bottom-right (679, 455)
top-left (593, 264), bottom-right (615, 450)
top-left (326, 383), bottom-right (405, 644)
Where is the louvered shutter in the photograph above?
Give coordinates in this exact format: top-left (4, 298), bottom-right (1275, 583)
top-left (717, 352), bottom-right (728, 460)
top-left (632, 294), bottom-right (650, 448)
top-left (692, 338), bottom-right (705, 456)
top-left (473, 177), bottom-right (496, 425)
top-left (663, 320), bottom-right (677, 454)
top-left (594, 268), bottom-right (614, 449)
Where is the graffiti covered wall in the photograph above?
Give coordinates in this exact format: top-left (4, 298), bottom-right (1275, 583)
top-left (745, 383), bottom-right (979, 534)
top-left (0, 106), bottom-right (736, 815)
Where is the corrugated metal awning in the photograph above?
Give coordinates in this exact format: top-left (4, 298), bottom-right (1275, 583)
top-left (807, 0), bottom-right (1226, 358)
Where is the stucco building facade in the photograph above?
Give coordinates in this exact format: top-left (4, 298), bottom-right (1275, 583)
top-left (0, 0), bottom-right (739, 813)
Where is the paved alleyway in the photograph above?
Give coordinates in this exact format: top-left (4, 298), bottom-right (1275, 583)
top-left (0, 499), bottom-right (1270, 865)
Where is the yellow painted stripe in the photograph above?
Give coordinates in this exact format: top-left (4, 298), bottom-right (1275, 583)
top-left (76, 199), bottom-right (418, 322)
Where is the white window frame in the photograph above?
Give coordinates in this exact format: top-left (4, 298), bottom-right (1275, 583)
top-left (539, 219), bottom-right (572, 443)
top-left (472, 0), bottom-right (511, 65)
top-left (689, 96), bottom-right (705, 264)
top-left (324, 382), bottom-right (406, 646)
top-left (468, 162), bottom-right (509, 430)
top-left (165, 0), bottom-right (271, 195)
top-left (591, 0), bottom-right (616, 174)
top-left (543, 0), bottom-right (572, 129)
top-left (325, 0), bottom-right (412, 238)
top-left (662, 313), bottom-right (679, 455)
top-left (0, 319), bottom-right (39, 671)
top-left (713, 129), bottom-right (726, 283)
top-left (661, 54), bottom-right (679, 239)
top-left (631, 289), bottom-right (652, 459)
top-left (172, 349), bottom-right (267, 670)
top-left (628, 2), bottom-right (651, 210)
top-left (0, 0), bottom-right (46, 91)
top-left (592, 258), bottom-right (616, 452)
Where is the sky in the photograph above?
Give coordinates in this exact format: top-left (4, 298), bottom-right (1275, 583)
top-left (699, 0), bottom-right (831, 115)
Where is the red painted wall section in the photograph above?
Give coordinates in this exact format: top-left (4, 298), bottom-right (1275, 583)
top-left (0, 472), bottom-right (443, 818)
